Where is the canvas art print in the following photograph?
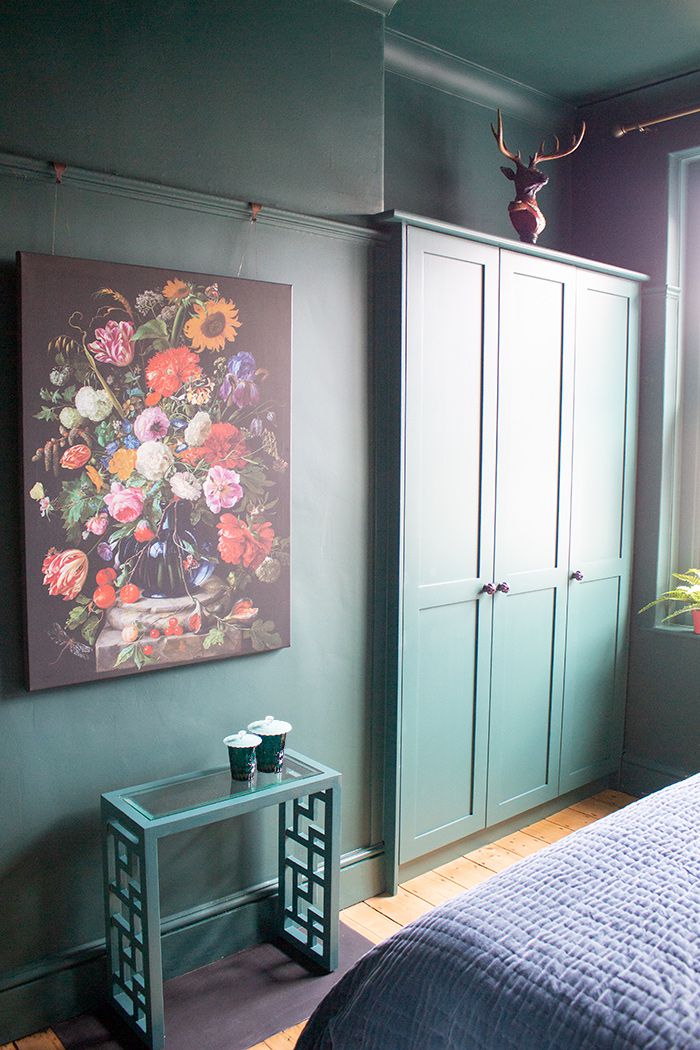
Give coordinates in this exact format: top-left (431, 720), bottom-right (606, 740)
top-left (20, 253), bottom-right (291, 691)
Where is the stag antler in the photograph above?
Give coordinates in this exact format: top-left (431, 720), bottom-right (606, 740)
top-left (531, 122), bottom-right (586, 166)
top-left (490, 109), bottom-right (521, 163)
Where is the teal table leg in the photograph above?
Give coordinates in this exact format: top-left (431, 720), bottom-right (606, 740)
top-left (142, 830), bottom-right (164, 1050)
top-left (102, 807), bottom-right (164, 1049)
top-left (277, 781), bottom-right (341, 972)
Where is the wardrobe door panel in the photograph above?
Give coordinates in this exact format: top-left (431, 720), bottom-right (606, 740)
top-left (561, 576), bottom-right (621, 784)
top-left (413, 602), bottom-right (478, 838)
top-left (487, 252), bottom-right (575, 826)
top-left (494, 274), bottom-right (565, 576)
top-left (560, 273), bottom-right (639, 791)
top-left (400, 228), bottom-right (498, 863)
top-left (569, 281), bottom-right (630, 564)
top-left (489, 589), bottom-right (557, 806)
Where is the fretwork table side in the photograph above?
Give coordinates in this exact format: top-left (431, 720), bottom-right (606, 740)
top-left (101, 751), bottom-right (341, 1050)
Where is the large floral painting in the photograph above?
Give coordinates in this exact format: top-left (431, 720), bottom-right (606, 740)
top-left (19, 253), bottom-right (291, 691)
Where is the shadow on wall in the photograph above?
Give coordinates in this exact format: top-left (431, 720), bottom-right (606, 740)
top-left (0, 811), bottom-right (101, 975)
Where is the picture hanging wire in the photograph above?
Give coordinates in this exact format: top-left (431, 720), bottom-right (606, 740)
top-left (234, 202), bottom-right (263, 279)
top-left (51, 162), bottom-right (66, 256)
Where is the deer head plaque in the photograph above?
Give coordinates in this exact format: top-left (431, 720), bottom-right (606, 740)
top-left (491, 109), bottom-right (586, 244)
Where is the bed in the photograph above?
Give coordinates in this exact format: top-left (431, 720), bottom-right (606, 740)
top-left (297, 776), bottom-right (700, 1049)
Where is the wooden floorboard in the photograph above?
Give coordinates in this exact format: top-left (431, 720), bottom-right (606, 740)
top-left (1, 1031), bottom-right (66, 1050)
top-left (7, 791), bottom-right (638, 1050)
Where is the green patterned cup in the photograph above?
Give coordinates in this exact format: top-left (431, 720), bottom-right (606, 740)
top-left (247, 715), bottom-right (292, 773)
top-left (223, 731), bottom-right (262, 781)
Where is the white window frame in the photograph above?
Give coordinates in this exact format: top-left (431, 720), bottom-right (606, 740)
top-left (658, 146), bottom-right (700, 607)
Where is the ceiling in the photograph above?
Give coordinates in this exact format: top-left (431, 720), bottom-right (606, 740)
top-left (386, 0), bottom-right (700, 105)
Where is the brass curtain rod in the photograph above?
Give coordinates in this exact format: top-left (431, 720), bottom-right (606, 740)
top-left (613, 103), bottom-right (700, 137)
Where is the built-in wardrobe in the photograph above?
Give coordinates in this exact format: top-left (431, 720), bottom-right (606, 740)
top-left (375, 213), bottom-right (646, 885)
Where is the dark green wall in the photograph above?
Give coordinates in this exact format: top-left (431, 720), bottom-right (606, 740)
top-left (0, 0), bottom-right (386, 1039)
top-left (571, 74), bottom-right (700, 793)
top-left (385, 72), bottom-right (573, 251)
top-left (0, 0), bottom-right (384, 219)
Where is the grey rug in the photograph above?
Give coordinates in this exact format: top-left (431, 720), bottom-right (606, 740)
top-left (55, 923), bottom-right (372, 1050)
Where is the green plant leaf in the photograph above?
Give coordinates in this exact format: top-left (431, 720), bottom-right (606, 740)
top-left (94, 419), bottom-right (116, 447)
top-left (672, 571), bottom-right (700, 585)
top-left (660, 605), bottom-right (699, 622)
top-left (114, 644), bottom-right (136, 668)
top-left (81, 614), bottom-right (101, 646)
top-left (249, 619), bottom-right (282, 652)
top-left (65, 605), bottom-right (88, 631)
top-left (203, 626), bottom-right (225, 649)
top-left (108, 522), bottom-right (137, 543)
top-left (34, 406), bottom-right (57, 422)
top-left (240, 465), bottom-right (269, 496)
top-left (133, 318), bottom-right (168, 343)
top-left (59, 478), bottom-right (103, 537)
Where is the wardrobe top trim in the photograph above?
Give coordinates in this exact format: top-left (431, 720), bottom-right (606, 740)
top-left (375, 210), bottom-right (649, 282)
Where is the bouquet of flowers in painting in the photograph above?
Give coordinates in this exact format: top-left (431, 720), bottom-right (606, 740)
top-left (20, 253), bottom-right (291, 690)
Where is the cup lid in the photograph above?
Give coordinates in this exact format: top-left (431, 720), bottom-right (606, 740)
top-left (247, 714), bottom-right (292, 736)
top-left (224, 731), bottom-right (262, 748)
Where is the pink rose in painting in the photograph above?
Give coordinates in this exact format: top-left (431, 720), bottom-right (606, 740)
top-left (104, 481), bottom-right (144, 522)
top-left (134, 406), bottom-right (169, 443)
top-left (42, 548), bottom-right (88, 601)
top-left (84, 512), bottom-right (109, 535)
top-left (203, 465), bottom-right (243, 514)
top-left (88, 320), bottom-right (135, 367)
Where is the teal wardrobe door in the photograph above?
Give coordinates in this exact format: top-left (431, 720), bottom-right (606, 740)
top-left (559, 272), bottom-right (639, 791)
top-left (486, 251), bottom-right (576, 827)
top-left (399, 228), bottom-right (498, 864)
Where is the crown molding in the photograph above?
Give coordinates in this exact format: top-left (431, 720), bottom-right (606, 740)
top-left (385, 29), bottom-right (575, 127)
top-left (348, 0), bottom-right (402, 14)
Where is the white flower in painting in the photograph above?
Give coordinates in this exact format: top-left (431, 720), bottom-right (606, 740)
top-left (184, 410), bottom-right (212, 448)
top-left (75, 385), bottom-right (112, 422)
top-left (135, 439), bottom-right (174, 481)
top-left (59, 406), bottom-right (84, 429)
top-left (170, 471), bottom-right (202, 502)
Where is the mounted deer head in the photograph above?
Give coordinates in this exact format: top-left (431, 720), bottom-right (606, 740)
top-left (491, 110), bottom-right (586, 244)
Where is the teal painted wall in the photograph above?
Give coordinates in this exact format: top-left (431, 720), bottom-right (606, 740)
top-left (384, 72), bottom-right (573, 251)
top-left (0, 0), bottom-right (385, 1038)
top-left (571, 74), bottom-right (700, 793)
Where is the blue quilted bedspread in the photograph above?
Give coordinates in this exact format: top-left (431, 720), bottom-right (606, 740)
top-left (297, 776), bottom-right (700, 1049)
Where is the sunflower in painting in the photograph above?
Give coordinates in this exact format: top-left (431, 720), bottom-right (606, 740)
top-left (184, 298), bottom-right (241, 351)
top-left (162, 278), bottom-right (190, 301)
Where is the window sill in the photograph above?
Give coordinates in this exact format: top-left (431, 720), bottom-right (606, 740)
top-left (641, 622), bottom-right (699, 638)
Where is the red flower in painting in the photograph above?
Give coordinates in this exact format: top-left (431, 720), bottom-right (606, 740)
top-left (145, 346), bottom-right (202, 398)
top-left (217, 515), bottom-right (274, 570)
top-left (179, 422), bottom-right (249, 470)
top-left (42, 548), bottom-right (89, 601)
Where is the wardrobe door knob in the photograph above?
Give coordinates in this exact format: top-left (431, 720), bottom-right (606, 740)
top-left (496, 581), bottom-right (510, 594)
top-left (482, 582), bottom-right (497, 596)
top-left (571, 570), bottom-right (584, 582)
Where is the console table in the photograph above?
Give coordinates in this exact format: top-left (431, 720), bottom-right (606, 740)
top-left (101, 750), bottom-right (341, 1050)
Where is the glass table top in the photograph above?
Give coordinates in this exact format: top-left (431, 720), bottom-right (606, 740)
top-left (121, 754), bottom-right (321, 820)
